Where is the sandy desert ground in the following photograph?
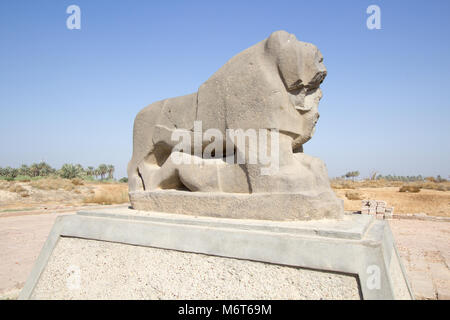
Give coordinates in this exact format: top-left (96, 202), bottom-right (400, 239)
top-left (0, 179), bottom-right (128, 215)
top-left (331, 179), bottom-right (450, 217)
top-left (335, 187), bottom-right (450, 217)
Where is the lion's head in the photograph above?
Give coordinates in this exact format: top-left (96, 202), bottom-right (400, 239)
top-left (196, 30), bottom-right (327, 152)
top-left (265, 31), bottom-right (327, 150)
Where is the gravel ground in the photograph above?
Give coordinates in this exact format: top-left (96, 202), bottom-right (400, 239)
top-left (32, 237), bottom-right (360, 300)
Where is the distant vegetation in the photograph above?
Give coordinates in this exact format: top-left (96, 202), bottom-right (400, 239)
top-left (343, 171), bottom-right (360, 181)
top-left (374, 174), bottom-right (448, 182)
top-left (337, 171), bottom-right (447, 183)
top-left (332, 172), bottom-right (449, 192)
top-left (0, 162), bottom-right (126, 182)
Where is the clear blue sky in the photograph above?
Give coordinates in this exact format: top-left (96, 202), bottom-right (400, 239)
top-left (1, 0), bottom-right (449, 179)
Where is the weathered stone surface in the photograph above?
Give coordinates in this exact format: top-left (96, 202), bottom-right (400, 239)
top-left (130, 190), bottom-right (343, 221)
top-left (368, 200), bottom-right (377, 207)
top-left (127, 30), bottom-right (342, 220)
top-left (361, 200), bottom-right (392, 220)
top-left (377, 200), bottom-right (387, 207)
top-left (377, 207), bottom-right (386, 214)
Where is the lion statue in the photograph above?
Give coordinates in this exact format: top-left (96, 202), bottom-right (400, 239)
top-left (128, 30), bottom-right (333, 198)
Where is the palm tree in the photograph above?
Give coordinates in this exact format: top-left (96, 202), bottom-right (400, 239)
top-left (94, 168), bottom-right (101, 180)
top-left (74, 164), bottom-right (85, 177)
top-left (19, 164), bottom-right (30, 177)
top-left (38, 162), bottom-right (54, 176)
top-left (87, 166), bottom-right (95, 177)
top-left (97, 164), bottom-right (108, 180)
top-left (59, 164), bottom-right (79, 179)
top-left (30, 163), bottom-right (40, 177)
top-left (107, 165), bottom-right (115, 180)
top-left (4, 167), bottom-right (18, 181)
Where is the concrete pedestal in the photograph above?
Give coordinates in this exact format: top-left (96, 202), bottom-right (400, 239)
top-left (19, 208), bottom-right (413, 300)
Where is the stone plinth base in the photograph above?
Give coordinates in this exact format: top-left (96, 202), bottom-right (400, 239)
top-left (19, 208), bottom-right (413, 300)
top-left (129, 190), bottom-right (344, 220)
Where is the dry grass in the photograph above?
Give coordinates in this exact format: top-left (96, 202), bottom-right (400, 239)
top-left (334, 187), bottom-right (450, 217)
top-left (0, 181), bottom-right (10, 190)
top-left (7, 183), bottom-right (29, 197)
top-left (399, 185), bottom-right (421, 193)
top-left (71, 178), bottom-right (84, 186)
top-left (8, 184), bottom-right (25, 193)
top-left (83, 184), bottom-right (129, 205)
top-left (0, 179), bottom-right (129, 212)
top-left (420, 182), bottom-right (449, 191)
top-left (345, 191), bottom-right (362, 200)
top-left (330, 180), bottom-right (357, 189)
top-left (331, 179), bottom-right (450, 191)
top-left (30, 178), bottom-right (76, 191)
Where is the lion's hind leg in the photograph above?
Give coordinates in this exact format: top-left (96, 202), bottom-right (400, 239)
top-left (140, 152), bottom-right (186, 190)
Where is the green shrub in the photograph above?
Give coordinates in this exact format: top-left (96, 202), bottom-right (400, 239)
top-left (15, 175), bottom-right (32, 182)
top-left (81, 175), bottom-right (96, 182)
top-left (58, 164), bottom-right (81, 179)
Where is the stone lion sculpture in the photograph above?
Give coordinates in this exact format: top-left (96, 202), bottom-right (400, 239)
top-left (128, 30), bottom-right (343, 220)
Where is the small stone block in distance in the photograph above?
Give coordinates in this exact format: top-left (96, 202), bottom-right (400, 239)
top-left (376, 201), bottom-right (387, 207)
top-left (376, 207), bottom-right (386, 214)
top-left (376, 213), bottom-right (384, 220)
top-left (384, 212), bottom-right (393, 220)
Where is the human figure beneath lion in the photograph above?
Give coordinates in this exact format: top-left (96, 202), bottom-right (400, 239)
top-left (128, 30), bottom-right (329, 194)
